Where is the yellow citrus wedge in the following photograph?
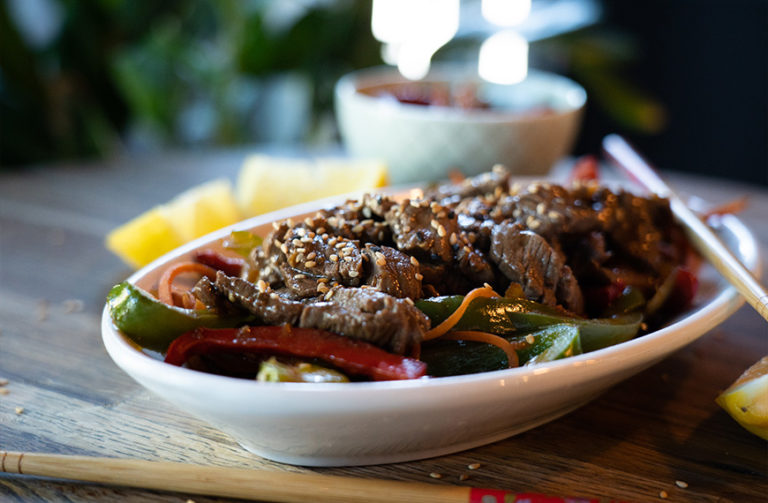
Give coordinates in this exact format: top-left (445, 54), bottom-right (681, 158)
top-left (161, 178), bottom-right (241, 242)
top-left (105, 207), bottom-right (185, 269)
top-left (236, 155), bottom-right (389, 218)
top-left (106, 179), bottom-right (241, 269)
top-left (716, 356), bottom-right (768, 440)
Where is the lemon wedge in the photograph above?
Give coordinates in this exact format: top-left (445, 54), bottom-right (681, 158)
top-left (106, 179), bottom-right (241, 269)
top-left (236, 155), bottom-right (388, 218)
top-left (105, 207), bottom-right (185, 269)
top-left (716, 356), bottom-right (768, 440)
top-left (160, 179), bottom-right (241, 242)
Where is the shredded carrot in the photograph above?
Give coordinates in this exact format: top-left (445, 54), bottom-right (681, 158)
top-left (703, 196), bottom-right (748, 219)
top-left (158, 261), bottom-right (218, 307)
top-left (423, 286), bottom-right (498, 341)
top-left (443, 331), bottom-right (520, 368)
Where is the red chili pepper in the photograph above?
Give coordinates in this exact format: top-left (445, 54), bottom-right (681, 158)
top-left (669, 267), bottom-right (698, 313)
top-left (164, 325), bottom-right (427, 381)
top-left (583, 279), bottom-right (627, 314)
top-left (193, 249), bottom-right (245, 277)
top-left (568, 155), bottom-right (600, 183)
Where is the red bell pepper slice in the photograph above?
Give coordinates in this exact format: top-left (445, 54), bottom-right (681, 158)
top-left (164, 325), bottom-right (427, 381)
top-left (193, 249), bottom-right (245, 277)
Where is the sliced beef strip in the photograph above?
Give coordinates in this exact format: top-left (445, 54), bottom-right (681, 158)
top-left (199, 273), bottom-right (428, 355)
top-left (255, 219), bottom-right (367, 298)
top-left (384, 198), bottom-right (455, 263)
top-left (299, 286), bottom-right (429, 354)
top-left (316, 194), bottom-right (393, 244)
top-left (424, 164), bottom-right (513, 202)
top-left (489, 222), bottom-right (584, 314)
top-left (362, 243), bottom-right (422, 299)
top-left (202, 272), bottom-right (305, 325)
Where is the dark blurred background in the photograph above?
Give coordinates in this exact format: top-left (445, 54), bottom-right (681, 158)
top-left (1, 0), bottom-right (766, 185)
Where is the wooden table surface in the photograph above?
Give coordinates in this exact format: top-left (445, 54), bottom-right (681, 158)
top-left (1, 148), bottom-right (766, 502)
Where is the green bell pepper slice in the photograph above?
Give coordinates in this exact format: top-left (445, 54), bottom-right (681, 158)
top-left (420, 324), bottom-right (583, 376)
top-left (107, 281), bottom-right (251, 351)
top-left (415, 295), bottom-right (642, 353)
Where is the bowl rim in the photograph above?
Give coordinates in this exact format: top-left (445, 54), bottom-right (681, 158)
top-left (101, 189), bottom-right (760, 397)
top-left (334, 64), bottom-right (587, 124)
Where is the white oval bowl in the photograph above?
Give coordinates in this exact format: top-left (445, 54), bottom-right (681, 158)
top-left (102, 189), bottom-right (760, 467)
top-left (334, 65), bottom-right (587, 185)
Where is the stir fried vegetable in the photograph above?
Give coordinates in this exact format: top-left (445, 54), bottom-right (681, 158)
top-left (107, 282), bottom-right (251, 351)
top-left (164, 325), bottom-right (427, 381)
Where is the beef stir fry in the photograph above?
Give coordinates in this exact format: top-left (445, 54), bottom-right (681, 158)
top-left (108, 166), bottom-right (698, 382)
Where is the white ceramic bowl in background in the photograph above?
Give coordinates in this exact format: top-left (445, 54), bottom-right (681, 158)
top-left (334, 65), bottom-right (587, 185)
top-left (102, 188), bottom-right (759, 467)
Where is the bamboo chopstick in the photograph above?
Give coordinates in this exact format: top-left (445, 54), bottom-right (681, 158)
top-left (0, 450), bottom-right (598, 503)
top-left (602, 134), bottom-right (768, 323)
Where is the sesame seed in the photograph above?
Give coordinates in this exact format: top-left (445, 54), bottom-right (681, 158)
top-left (529, 219), bottom-right (541, 230)
top-left (280, 244), bottom-right (289, 254)
top-left (304, 260), bottom-right (317, 268)
top-left (675, 480), bottom-right (688, 489)
top-left (335, 242), bottom-right (346, 249)
top-left (437, 225), bottom-right (447, 237)
top-left (376, 256), bottom-right (387, 267)
top-left (344, 256), bottom-right (354, 263)
top-left (304, 217), bottom-right (313, 226)
top-left (330, 254), bottom-right (339, 262)
top-left (459, 474), bottom-right (470, 482)
top-left (404, 298), bottom-right (414, 305)
top-left (317, 227), bottom-right (326, 235)
top-left (430, 219), bottom-right (439, 229)
top-left (352, 224), bottom-right (364, 234)
top-left (536, 202), bottom-right (546, 215)
top-left (317, 283), bottom-right (329, 294)
top-left (296, 228), bottom-right (306, 237)
top-left (306, 251), bottom-right (317, 260)
top-left (328, 237), bottom-right (338, 246)
top-left (548, 210), bottom-right (561, 221)
top-left (415, 273), bottom-right (424, 281)
top-left (294, 274), bottom-right (306, 280)
top-left (659, 490), bottom-right (668, 499)
top-left (410, 256), bottom-right (420, 266)
top-left (429, 472), bottom-right (443, 479)
top-left (513, 209), bottom-right (522, 218)
top-left (256, 280), bottom-right (268, 292)
top-left (272, 221), bottom-right (280, 230)
top-left (449, 233), bottom-right (458, 245)
top-left (292, 238), bottom-right (302, 247)
top-left (525, 334), bottom-right (536, 344)
top-left (348, 270), bottom-right (359, 278)
top-left (467, 463), bottom-right (481, 470)
top-left (15, 407), bottom-right (24, 415)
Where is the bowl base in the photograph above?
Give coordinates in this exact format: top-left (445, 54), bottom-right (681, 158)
top-left (236, 396), bottom-right (595, 467)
